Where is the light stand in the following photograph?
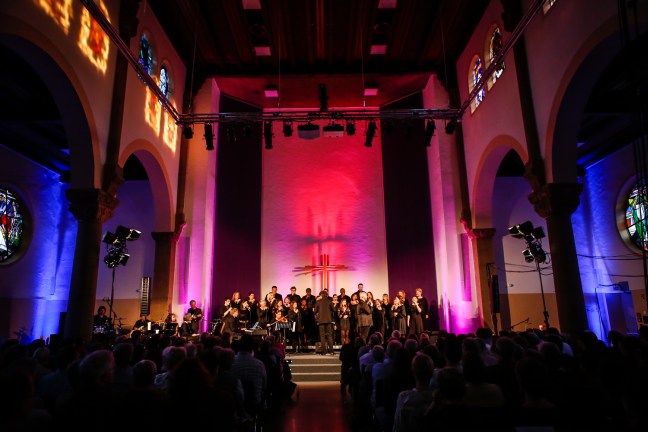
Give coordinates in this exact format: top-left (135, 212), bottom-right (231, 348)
top-left (509, 221), bottom-right (550, 330)
top-left (102, 225), bottom-right (141, 336)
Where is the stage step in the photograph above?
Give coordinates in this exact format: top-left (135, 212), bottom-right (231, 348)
top-left (286, 352), bottom-right (341, 383)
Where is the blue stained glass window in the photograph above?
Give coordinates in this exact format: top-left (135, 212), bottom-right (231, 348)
top-left (139, 34), bottom-right (152, 74)
top-left (0, 188), bottom-right (24, 262)
top-left (473, 57), bottom-right (485, 105)
top-left (626, 178), bottom-right (648, 251)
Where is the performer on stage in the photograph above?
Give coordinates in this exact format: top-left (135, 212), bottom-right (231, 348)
top-left (220, 307), bottom-right (239, 335)
top-left (287, 301), bottom-right (303, 353)
top-left (314, 289), bottom-right (335, 355)
top-left (93, 305), bottom-right (112, 333)
top-left (183, 299), bottom-right (203, 336)
top-left (133, 314), bottom-right (151, 332)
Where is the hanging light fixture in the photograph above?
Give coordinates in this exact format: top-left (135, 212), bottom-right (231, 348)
top-left (365, 120), bottom-right (377, 147)
top-left (264, 121), bottom-right (273, 149)
top-left (204, 123), bottom-right (214, 150)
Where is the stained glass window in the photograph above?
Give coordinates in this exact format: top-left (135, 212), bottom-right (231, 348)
top-left (626, 178), bottom-right (648, 251)
top-left (0, 188), bottom-right (24, 262)
top-left (472, 56), bottom-right (486, 109)
top-left (490, 27), bottom-right (505, 83)
top-left (139, 34), bottom-right (152, 74)
top-left (159, 65), bottom-right (169, 99)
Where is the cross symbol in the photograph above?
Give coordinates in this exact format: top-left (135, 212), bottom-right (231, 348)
top-left (294, 254), bottom-right (349, 292)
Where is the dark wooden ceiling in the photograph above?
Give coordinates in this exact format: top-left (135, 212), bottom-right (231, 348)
top-left (147, 0), bottom-right (489, 109)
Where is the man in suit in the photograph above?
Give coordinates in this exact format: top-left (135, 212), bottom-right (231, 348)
top-left (356, 291), bottom-right (373, 341)
top-left (314, 289), bottom-right (335, 355)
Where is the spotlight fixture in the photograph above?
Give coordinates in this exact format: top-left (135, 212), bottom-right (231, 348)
top-left (445, 119), bottom-right (457, 135)
top-left (282, 120), bottom-right (293, 137)
top-left (183, 124), bottom-right (194, 139)
top-left (425, 119), bottom-right (436, 146)
top-left (297, 122), bottom-right (321, 140)
top-left (508, 221), bottom-right (534, 239)
top-left (318, 83), bottom-right (329, 111)
top-left (102, 225), bottom-right (140, 268)
top-left (322, 122), bottom-right (345, 138)
top-left (365, 120), bottom-right (377, 147)
top-left (264, 121), bottom-right (273, 149)
top-left (509, 220), bottom-right (550, 329)
top-left (115, 225), bottom-right (141, 241)
top-left (345, 120), bottom-right (356, 136)
top-left (204, 123), bottom-right (214, 151)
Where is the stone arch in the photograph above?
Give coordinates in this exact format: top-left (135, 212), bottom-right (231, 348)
top-left (472, 134), bottom-right (528, 228)
top-left (119, 140), bottom-right (174, 232)
top-left (548, 15), bottom-right (648, 184)
top-left (0, 16), bottom-right (100, 189)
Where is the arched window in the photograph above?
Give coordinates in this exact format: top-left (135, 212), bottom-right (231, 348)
top-left (139, 33), bottom-right (153, 74)
top-left (159, 64), bottom-right (170, 99)
top-left (625, 178), bottom-right (648, 251)
top-left (469, 55), bottom-right (486, 112)
top-left (0, 187), bottom-right (24, 262)
top-left (489, 26), bottom-right (505, 86)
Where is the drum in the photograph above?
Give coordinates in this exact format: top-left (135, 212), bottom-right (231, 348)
top-left (93, 324), bottom-right (108, 334)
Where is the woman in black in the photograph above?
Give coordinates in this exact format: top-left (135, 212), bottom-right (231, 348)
top-left (391, 296), bottom-right (407, 336)
top-left (287, 301), bottom-right (303, 353)
top-left (256, 299), bottom-right (272, 329)
top-left (338, 298), bottom-right (352, 345)
top-left (371, 299), bottom-right (386, 337)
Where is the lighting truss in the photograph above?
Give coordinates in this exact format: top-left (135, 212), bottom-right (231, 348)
top-left (81, 0), bottom-right (544, 128)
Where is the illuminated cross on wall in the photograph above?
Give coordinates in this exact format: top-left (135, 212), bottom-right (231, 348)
top-left (294, 254), bottom-right (349, 292)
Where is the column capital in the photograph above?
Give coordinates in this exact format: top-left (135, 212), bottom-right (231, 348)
top-left (66, 188), bottom-right (119, 223)
top-left (469, 228), bottom-right (497, 240)
top-left (528, 182), bottom-right (583, 219)
top-left (151, 231), bottom-right (180, 243)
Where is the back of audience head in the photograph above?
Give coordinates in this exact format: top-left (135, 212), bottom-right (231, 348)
top-left (411, 352), bottom-right (434, 387)
top-left (386, 339), bottom-right (402, 359)
top-left (132, 359), bottom-right (158, 388)
top-left (78, 349), bottom-right (115, 388)
top-left (161, 345), bottom-right (187, 372)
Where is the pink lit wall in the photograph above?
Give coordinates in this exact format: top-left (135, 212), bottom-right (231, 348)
top-left (261, 120), bottom-right (389, 299)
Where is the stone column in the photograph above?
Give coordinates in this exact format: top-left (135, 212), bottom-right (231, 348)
top-left (150, 231), bottom-right (179, 321)
top-left (65, 188), bottom-right (118, 342)
top-left (529, 182), bottom-right (587, 335)
top-left (465, 225), bottom-right (497, 331)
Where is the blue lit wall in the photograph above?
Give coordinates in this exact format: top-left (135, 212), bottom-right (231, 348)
top-left (574, 142), bottom-right (643, 341)
top-left (0, 146), bottom-right (76, 342)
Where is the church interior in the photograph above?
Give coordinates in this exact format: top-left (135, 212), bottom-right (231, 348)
top-left (0, 0), bottom-right (647, 346)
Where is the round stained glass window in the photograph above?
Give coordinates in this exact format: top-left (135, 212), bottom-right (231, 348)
top-left (0, 188), bottom-right (24, 262)
top-left (625, 178), bottom-right (648, 251)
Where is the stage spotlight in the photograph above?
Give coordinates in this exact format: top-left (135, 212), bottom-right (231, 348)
top-left (183, 124), bottom-right (194, 139)
top-left (264, 121), bottom-right (273, 149)
top-left (508, 221), bottom-right (533, 239)
top-left (204, 123), bottom-right (214, 151)
top-left (318, 83), bottom-right (329, 111)
top-left (425, 119), bottom-right (436, 146)
top-left (116, 225), bottom-right (141, 241)
top-left (283, 120), bottom-right (293, 137)
top-left (445, 119), bottom-right (457, 135)
top-left (102, 231), bottom-right (120, 246)
top-left (365, 120), bottom-right (377, 147)
top-left (345, 120), bottom-right (356, 136)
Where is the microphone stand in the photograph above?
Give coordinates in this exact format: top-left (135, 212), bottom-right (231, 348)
top-left (507, 317), bottom-right (530, 331)
top-left (108, 267), bottom-right (116, 334)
